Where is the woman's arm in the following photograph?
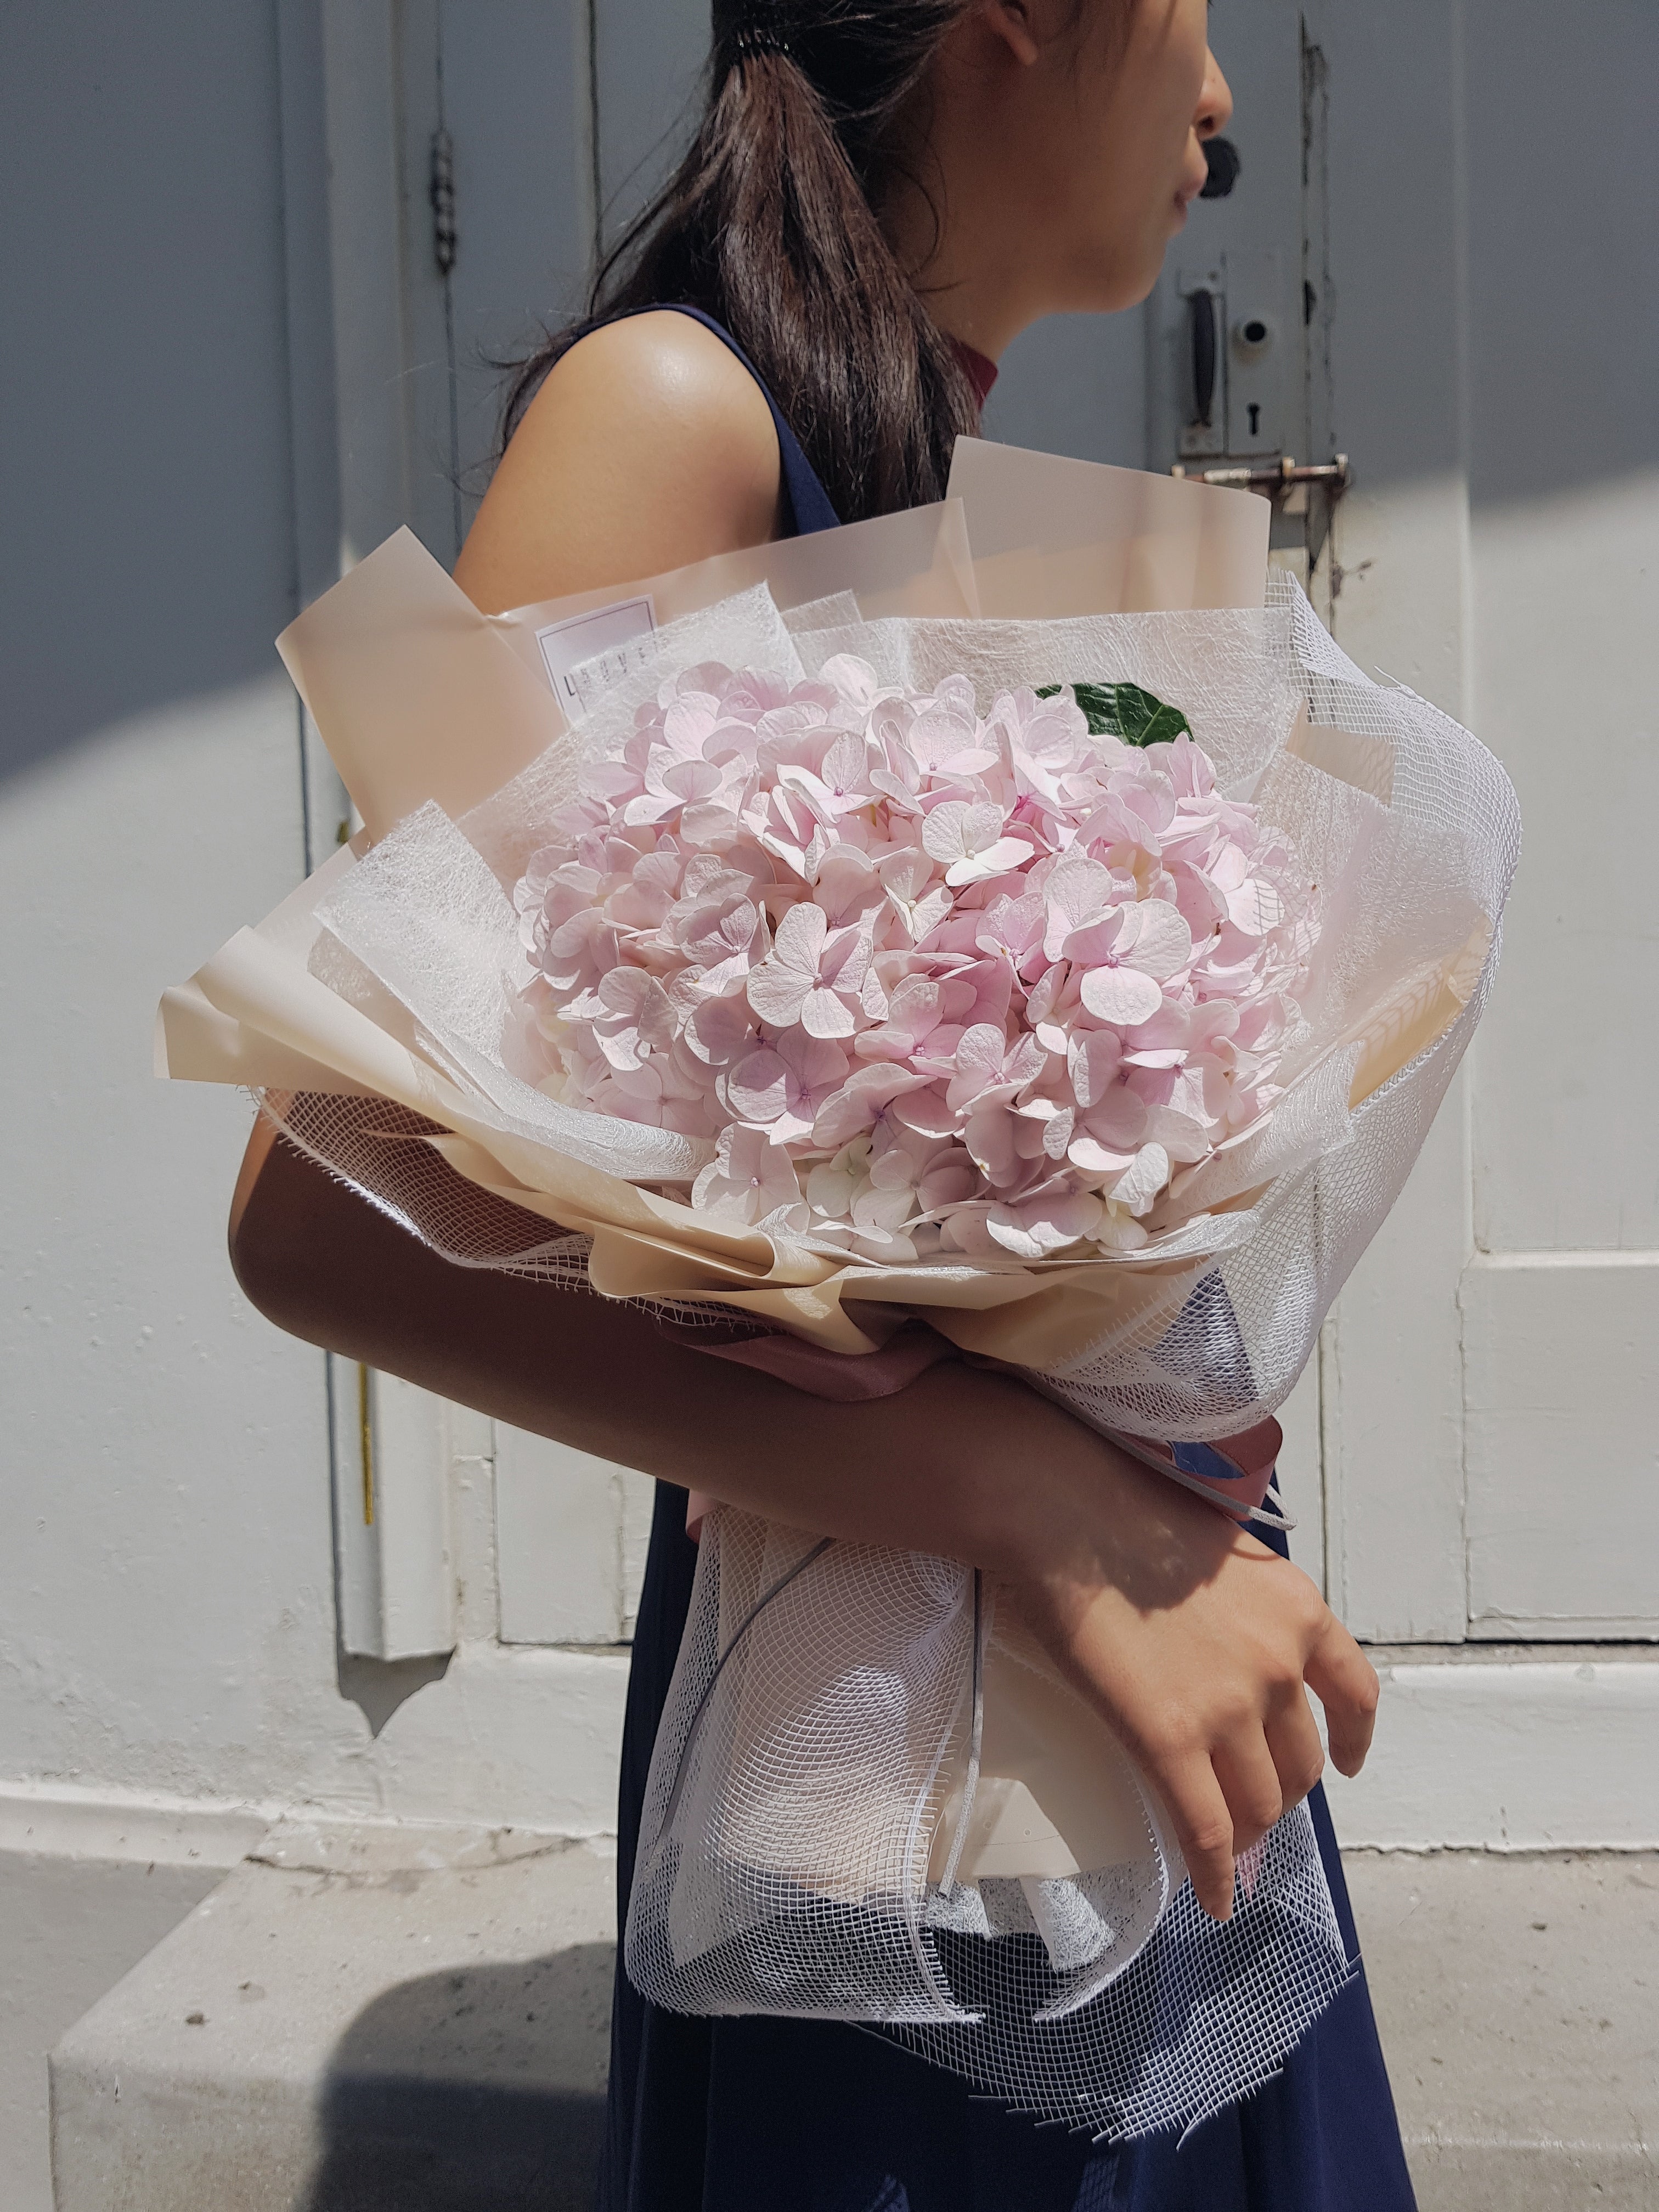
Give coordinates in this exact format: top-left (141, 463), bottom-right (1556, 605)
top-left (232, 1120), bottom-right (1374, 1922)
top-left (230, 313), bottom-right (1377, 1918)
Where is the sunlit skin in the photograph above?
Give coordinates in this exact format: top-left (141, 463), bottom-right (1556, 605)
top-left (888, 0), bottom-right (1232, 355)
top-left (235, 0), bottom-right (1374, 1925)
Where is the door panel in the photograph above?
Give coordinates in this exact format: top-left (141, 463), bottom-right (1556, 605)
top-left (495, 1426), bottom-right (654, 1645)
top-left (985, 312), bottom-right (1147, 469)
top-left (593, 0), bottom-right (709, 248)
top-left (1323, 1086), bottom-right (1472, 1644)
top-left (1464, 1258), bottom-right (1659, 1638)
top-left (1275, 1358), bottom-right (1327, 1597)
top-left (1468, 473), bottom-right (1659, 1256)
top-left (1462, 0), bottom-right (1659, 1263)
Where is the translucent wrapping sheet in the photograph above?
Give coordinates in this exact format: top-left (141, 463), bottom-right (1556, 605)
top-left (628, 1508), bottom-right (1348, 2140)
top-left (161, 466), bottom-right (1519, 2141)
top-left (946, 435), bottom-right (1272, 616)
top-left (275, 503), bottom-right (979, 839)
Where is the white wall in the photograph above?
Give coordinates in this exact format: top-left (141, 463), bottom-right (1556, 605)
top-left (0, 6), bottom-right (354, 1821)
top-left (0, 2), bottom-right (640, 1851)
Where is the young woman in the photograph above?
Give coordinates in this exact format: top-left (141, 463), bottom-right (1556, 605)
top-left (233, 2), bottom-right (1418, 2204)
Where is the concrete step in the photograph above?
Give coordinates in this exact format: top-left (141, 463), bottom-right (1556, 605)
top-left (1347, 1849), bottom-right (1659, 2211)
top-left (0, 1850), bottom-right (223, 2212)
top-left (33, 1839), bottom-right (1659, 2210)
top-left (47, 1829), bottom-right (617, 2212)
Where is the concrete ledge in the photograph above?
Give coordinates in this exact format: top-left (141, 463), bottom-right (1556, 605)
top-left (0, 1780), bottom-right (583, 1875)
top-left (1, 1851), bottom-right (224, 2212)
top-left (0, 1782), bottom-right (273, 1870)
top-left (49, 1841), bottom-right (616, 2212)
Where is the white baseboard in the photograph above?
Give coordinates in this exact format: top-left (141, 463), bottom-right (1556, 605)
top-left (9, 1650), bottom-right (1656, 1869)
top-left (0, 1780), bottom-right (275, 1867)
top-left (0, 1780), bottom-right (593, 1873)
top-left (1328, 1649), bottom-right (1659, 1850)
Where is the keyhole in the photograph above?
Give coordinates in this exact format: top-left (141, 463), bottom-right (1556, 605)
top-left (1248, 402), bottom-right (1261, 437)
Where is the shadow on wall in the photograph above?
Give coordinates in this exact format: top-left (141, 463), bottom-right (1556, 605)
top-left (337, 1650), bottom-right (453, 1740)
top-left (9, 0), bottom-right (1655, 798)
top-left (3, 5), bottom-right (309, 793)
top-left (303, 1940), bottom-right (614, 2212)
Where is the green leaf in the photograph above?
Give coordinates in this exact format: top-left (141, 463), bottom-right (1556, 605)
top-left (1103, 682), bottom-right (1193, 748)
top-left (1034, 680), bottom-right (1192, 748)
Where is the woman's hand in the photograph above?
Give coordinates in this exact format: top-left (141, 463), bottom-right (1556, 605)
top-left (998, 1442), bottom-right (1378, 1922)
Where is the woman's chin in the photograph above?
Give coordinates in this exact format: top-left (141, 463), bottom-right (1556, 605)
top-left (1048, 230), bottom-right (1174, 319)
top-left (1114, 236), bottom-right (1177, 313)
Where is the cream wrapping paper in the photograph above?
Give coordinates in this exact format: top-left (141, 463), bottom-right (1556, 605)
top-left (489, 494), bottom-right (980, 703)
top-left (160, 447), bottom-right (1519, 2132)
top-left (168, 587), bottom-right (1491, 1382)
top-left (947, 434), bottom-right (1271, 614)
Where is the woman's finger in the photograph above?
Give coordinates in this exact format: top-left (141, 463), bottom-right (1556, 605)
top-left (1150, 1753), bottom-right (1239, 1921)
top-left (1210, 1733), bottom-right (1284, 1856)
top-left (1262, 1689), bottom-right (1326, 1813)
top-left (1304, 1616), bottom-right (1380, 1776)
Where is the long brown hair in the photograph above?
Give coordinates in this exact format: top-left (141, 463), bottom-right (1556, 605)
top-left (502, 1), bottom-right (980, 523)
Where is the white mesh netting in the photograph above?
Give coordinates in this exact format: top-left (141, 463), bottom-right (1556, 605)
top-left (249, 571), bottom-right (1518, 2138)
top-left (623, 1506), bottom-right (1350, 2141)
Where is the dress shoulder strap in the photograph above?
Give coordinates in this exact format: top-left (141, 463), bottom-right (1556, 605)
top-left (595, 302), bottom-right (842, 541)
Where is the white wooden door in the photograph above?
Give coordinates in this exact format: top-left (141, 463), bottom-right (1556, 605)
top-left (349, 0), bottom-right (710, 1658)
top-left (1303, 0), bottom-right (1658, 1653)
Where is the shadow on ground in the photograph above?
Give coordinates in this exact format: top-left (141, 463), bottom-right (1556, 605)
top-left (303, 1940), bottom-right (614, 2212)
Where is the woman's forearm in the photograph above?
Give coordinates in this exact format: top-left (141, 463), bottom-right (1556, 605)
top-left (228, 1123), bottom-right (1117, 1571)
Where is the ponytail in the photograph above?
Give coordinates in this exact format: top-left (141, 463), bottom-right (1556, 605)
top-left (503, 2), bottom-right (980, 523)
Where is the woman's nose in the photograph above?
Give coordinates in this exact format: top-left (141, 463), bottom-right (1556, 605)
top-left (1197, 50), bottom-right (1234, 140)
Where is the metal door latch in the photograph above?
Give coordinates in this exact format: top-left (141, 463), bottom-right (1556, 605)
top-left (1170, 454), bottom-right (1351, 494)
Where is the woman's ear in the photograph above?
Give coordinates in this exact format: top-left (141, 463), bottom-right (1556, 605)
top-left (976, 0), bottom-right (1043, 69)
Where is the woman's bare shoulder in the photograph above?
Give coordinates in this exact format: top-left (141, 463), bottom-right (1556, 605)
top-left (453, 309), bottom-right (783, 614)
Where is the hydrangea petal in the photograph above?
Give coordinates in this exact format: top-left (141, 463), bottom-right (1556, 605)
top-left (1078, 963), bottom-right (1165, 1026)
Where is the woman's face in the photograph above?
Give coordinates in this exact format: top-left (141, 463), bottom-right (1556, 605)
top-left (912, 0), bottom-right (1233, 336)
top-left (1053, 0), bottom-right (1233, 311)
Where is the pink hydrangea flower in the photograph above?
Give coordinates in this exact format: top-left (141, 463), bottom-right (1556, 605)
top-left (515, 658), bottom-right (1318, 1259)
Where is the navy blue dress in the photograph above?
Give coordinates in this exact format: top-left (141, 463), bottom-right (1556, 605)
top-left (595, 307), bottom-right (1418, 2212)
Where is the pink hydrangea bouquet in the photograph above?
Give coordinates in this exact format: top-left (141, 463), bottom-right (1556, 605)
top-left (160, 478), bottom-right (1519, 2141)
top-left (517, 659), bottom-right (1318, 1268)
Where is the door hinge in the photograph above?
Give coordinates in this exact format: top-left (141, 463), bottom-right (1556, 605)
top-left (430, 126), bottom-right (457, 278)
